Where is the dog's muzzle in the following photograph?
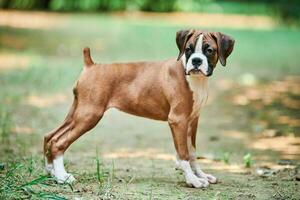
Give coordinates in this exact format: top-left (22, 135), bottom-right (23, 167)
top-left (206, 66), bottom-right (213, 76)
top-left (187, 57), bottom-right (213, 77)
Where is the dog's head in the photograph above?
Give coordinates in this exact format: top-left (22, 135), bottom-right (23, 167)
top-left (176, 29), bottom-right (235, 76)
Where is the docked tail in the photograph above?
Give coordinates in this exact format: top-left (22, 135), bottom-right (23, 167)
top-left (83, 47), bottom-right (94, 66)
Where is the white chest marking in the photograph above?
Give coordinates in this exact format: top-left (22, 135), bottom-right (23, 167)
top-left (186, 75), bottom-right (208, 118)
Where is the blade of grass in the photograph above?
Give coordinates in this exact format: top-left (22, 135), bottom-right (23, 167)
top-left (18, 175), bottom-right (50, 188)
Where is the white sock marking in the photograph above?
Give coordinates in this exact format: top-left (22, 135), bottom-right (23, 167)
top-left (52, 155), bottom-right (75, 183)
top-left (177, 159), bottom-right (209, 188)
top-left (187, 133), bottom-right (217, 184)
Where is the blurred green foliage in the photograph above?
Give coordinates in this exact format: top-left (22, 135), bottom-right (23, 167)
top-left (0, 0), bottom-right (299, 23)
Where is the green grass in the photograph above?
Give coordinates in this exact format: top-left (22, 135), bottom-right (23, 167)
top-left (0, 12), bottom-right (299, 199)
top-left (243, 153), bottom-right (253, 168)
top-left (0, 157), bottom-right (67, 199)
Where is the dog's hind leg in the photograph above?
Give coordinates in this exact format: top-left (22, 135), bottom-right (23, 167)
top-left (44, 101), bottom-right (104, 183)
top-left (44, 47), bottom-right (105, 183)
top-left (43, 97), bottom-right (77, 175)
top-left (44, 79), bottom-right (106, 183)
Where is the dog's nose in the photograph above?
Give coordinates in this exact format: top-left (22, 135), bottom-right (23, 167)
top-left (192, 58), bottom-right (202, 67)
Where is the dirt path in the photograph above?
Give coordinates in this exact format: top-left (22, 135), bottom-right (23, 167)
top-left (38, 76), bottom-right (299, 199)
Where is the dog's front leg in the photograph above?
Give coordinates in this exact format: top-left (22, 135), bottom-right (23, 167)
top-left (168, 114), bottom-right (209, 188)
top-left (188, 117), bottom-right (217, 184)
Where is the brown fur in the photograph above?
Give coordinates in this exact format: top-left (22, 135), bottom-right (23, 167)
top-left (44, 30), bottom-right (235, 165)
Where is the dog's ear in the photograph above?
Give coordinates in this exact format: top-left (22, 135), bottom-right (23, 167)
top-left (212, 32), bottom-right (235, 66)
top-left (176, 29), bottom-right (195, 61)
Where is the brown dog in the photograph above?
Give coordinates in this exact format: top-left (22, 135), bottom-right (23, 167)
top-left (44, 29), bottom-right (235, 188)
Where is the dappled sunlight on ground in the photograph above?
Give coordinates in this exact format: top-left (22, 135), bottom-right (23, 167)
top-left (220, 75), bottom-right (300, 137)
top-left (250, 136), bottom-right (300, 159)
top-left (232, 76), bottom-right (300, 108)
top-left (278, 115), bottom-right (300, 127)
top-left (26, 93), bottom-right (68, 108)
top-left (197, 157), bottom-right (248, 173)
top-left (254, 161), bottom-right (296, 171)
top-left (223, 130), bottom-right (250, 140)
top-left (206, 163), bottom-right (248, 174)
top-left (103, 148), bottom-right (174, 161)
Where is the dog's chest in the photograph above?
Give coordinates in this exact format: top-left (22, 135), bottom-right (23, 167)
top-left (186, 76), bottom-right (208, 118)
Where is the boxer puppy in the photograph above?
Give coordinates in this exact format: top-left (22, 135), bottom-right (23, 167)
top-left (44, 29), bottom-right (235, 188)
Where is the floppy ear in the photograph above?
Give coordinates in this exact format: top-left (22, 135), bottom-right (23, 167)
top-left (212, 32), bottom-right (235, 66)
top-left (176, 29), bottom-right (195, 61)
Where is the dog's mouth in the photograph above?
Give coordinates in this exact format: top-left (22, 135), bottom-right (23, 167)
top-left (187, 68), bottom-right (206, 76)
top-left (190, 69), bottom-right (201, 74)
top-left (187, 68), bottom-right (213, 77)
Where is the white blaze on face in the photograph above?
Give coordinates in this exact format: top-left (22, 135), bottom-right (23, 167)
top-left (185, 34), bottom-right (209, 75)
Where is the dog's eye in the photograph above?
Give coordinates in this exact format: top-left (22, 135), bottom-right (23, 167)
top-left (185, 47), bottom-right (192, 55)
top-left (206, 47), bottom-right (214, 54)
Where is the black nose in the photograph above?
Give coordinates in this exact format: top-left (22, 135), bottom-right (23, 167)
top-left (192, 58), bottom-right (202, 67)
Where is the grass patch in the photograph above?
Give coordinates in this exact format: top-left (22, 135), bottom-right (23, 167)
top-left (0, 158), bottom-right (69, 199)
top-left (243, 153), bottom-right (253, 168)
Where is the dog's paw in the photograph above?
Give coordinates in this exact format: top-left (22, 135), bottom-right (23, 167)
top-left (195, 171), bottom-right (217, 184)
top-left (197, 177), bottom-right (210, 187)
top-left (185, 173), bottom-right (209, 188)
top-left (205, 174), bottom-right (217, 184)
top-left (54, 172), bottom-right (76, 184)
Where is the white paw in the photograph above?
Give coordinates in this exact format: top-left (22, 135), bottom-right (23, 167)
top-left (185, 173), bottom-right (209, 188)
top-left (54, 171), bottom-right (76, 184)
top-left (197, 177), bottom-right (210, 187)
top-left (195, 171), bottom-right (217, 184)
top-left (205, 174), bottom-right (217, 184)
top-left (51, 155), bottom-right (75, 184)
